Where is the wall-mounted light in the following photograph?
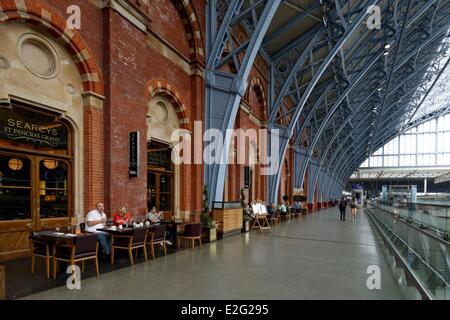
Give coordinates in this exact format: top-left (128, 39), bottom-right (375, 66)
top-left (43, 159), bottom-right (59, 170)
top-left (8, 158), bottom-right (23, 171)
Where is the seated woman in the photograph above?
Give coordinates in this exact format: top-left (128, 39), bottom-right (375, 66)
top-left (146, 206), bottom-right (163, 223)
top-left (113, 206), bottom-right (132, 226)
top-left (279, 202), bottom-right (287, 217)
top-left (147, 206), bottom-right (173, 245)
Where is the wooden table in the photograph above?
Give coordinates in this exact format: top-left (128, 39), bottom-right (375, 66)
top-left (97, 227), bottom-right (136, 235)
top-left (99, 221), bottom-right (192, 248)
top-left (32, 231), bottom-right (97, 277)
top-left (251, 214), bottom-right (272, 232)
top-left (32, 230), bottom-right (88, 242)
top-left (0, 264), bottom-right (4, 300)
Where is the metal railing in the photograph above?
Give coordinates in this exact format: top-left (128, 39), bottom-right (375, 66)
top-left (367, 203), bottom-right (450, 300)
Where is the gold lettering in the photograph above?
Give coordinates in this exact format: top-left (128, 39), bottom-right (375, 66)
top-left (7, 119), bottom-right (15, 127)
top-left (16, 121), bottom-right (23, 128)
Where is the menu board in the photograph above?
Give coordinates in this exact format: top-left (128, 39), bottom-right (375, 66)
top-left (260, 204), bottom-right (267, 214)
top-left (251, 203), bottom-right (267, 215)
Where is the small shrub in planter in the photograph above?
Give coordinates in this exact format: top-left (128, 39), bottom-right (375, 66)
top-left (241, 188), bottom-right (252, 232)
top-left (201, 185), bottom-right (217, 242)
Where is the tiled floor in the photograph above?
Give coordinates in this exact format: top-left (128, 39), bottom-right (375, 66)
top-left (23, 208), bottom-right (404, 300)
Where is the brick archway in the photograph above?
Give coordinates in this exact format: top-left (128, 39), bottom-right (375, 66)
top-left (147, 79), bottom-right (190, 129)
top-left (173, 0), bottom-right (205, 62)
top-left (0, 0), bottom-right (103, 95)
top-left (247, 76), bottom-right (268, 120)
top-left (0, 0), bottom-right (105, 212)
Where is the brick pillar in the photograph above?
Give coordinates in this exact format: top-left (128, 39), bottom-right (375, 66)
top-left (191, 64), bottom-right (204, 215)
top-left (82, 92), bottom-right (105, 215)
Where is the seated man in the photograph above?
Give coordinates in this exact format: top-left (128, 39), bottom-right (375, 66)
top-left (294, 201), bottom-right (301, 215)
top-left (86, 202), bottom-right (111, 256)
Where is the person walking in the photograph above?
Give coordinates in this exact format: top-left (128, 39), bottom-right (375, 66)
top-left (338, 197), bottom-right (347, 221)
top-left (350, 197), bottom-right (357, 222)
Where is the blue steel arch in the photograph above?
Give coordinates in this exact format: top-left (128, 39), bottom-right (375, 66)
top-left (206, 0), bottom-right (450, 205)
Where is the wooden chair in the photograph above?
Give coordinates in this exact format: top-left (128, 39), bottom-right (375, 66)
top-left (111, 228), bottom-right (147, 266)
top-left (30, 233), bottom-right (55, 279)
top-left (268, 211), bottom-right (280, 226)
top-left (177, 223), bottom-right (202, 250)
top-left (52, 233), bottom-right (99, 280)
top-left (146, 224), bottom-right (167, 259)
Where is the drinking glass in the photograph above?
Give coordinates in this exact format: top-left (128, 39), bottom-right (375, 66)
top-left (55, 224), bottom-right (60, 232)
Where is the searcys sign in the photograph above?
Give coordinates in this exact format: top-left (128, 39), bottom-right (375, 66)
top-left (0, 105), bottom-right (68, 149)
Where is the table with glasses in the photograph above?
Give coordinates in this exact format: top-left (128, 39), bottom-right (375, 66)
top-left (32, 230), bottom-right (91, 242)
top-left (98, 220), bottom-right (193, 248)
top-left (31, 230), bottom-right (99, 277)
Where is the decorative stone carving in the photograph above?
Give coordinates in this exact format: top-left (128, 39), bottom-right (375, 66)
top-left (18, 34), bottom-right (60, 79)
top-left (0, 55), bottom-right (10, 70)
top-left (155, 101), bottom-right (171, 125)
top-left (65, 84), bottom-right (77, 95)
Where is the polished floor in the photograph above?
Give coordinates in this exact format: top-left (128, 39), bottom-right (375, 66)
top-left (23, 208), bottom-right (404, 300)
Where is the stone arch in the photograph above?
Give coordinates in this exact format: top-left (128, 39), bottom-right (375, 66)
top-left (0, 0), bottom-right (103, 95)
top-left (172, 0), bottom-right (205, 62)
top-left (146, 79), bottom-right (190, 129)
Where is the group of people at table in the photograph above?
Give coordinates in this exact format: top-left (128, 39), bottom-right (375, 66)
top-left (244, 200), bottom-right (304, 218)
top-left (85, 202), bottom-right (173, 257)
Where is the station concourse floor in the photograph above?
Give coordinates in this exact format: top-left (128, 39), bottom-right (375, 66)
top-left (24, 207), bottom-right (404, 300)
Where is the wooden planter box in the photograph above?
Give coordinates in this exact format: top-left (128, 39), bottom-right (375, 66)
top-left (212, 201), bottom-right (243, 236)
top-left (201, 227), bottom-right (217, 243)
top-left (242, 220), bottom-right (250, 233)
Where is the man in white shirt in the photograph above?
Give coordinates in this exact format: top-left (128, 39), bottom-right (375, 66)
top-left (86, 202), bottom-right (111, 255)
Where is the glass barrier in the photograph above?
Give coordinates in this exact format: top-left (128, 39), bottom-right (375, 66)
top-left (374, 200), bottom-right (449, 237)
top-left (368, 202), bottom-right (450, 299)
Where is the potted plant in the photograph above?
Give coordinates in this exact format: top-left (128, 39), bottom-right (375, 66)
top-left (241, 188), bottom-right (252, 232)
top-left (201, 185), bottom-right (217, 242)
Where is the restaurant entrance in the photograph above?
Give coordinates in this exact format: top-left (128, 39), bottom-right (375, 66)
top-left (147, 141), bottom-right (173, 219)
top-left (0, 103), bottom-right (73, 261)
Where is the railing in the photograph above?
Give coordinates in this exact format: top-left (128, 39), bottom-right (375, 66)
top-left (367, 203), bottom-right (450, 300)
top-left (375, 200), bottom-right (449, 239)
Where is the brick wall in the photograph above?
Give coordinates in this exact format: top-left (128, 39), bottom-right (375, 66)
top-left (2, 0), bottom-right (302, 218)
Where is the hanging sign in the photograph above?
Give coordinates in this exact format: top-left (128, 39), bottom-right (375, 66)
top-left (129, 131), bottom-right (140, 177)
